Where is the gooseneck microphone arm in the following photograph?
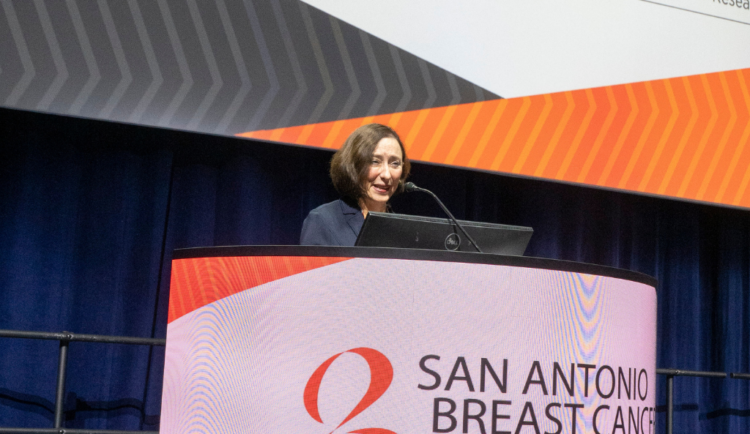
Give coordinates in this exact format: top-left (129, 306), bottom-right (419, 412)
top-left (403, 182), bottom-right (483, 253)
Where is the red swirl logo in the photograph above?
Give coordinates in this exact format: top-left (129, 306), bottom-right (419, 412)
top-left (303, 347), bottom-right (396, 434)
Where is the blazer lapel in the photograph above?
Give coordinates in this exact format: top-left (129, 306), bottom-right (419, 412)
top-left (340, 199), bottom-right (364, 238)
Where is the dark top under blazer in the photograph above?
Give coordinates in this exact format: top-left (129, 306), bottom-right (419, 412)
top-left (300, 199), bottom-right (365, 246)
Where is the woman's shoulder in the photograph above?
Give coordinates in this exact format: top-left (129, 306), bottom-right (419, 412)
top-left (301, 199), bottom-right (358, 246)
top-left (307, 199), bottom-right (341, 217)
top-left (307, 199), bottom-right (359, 218)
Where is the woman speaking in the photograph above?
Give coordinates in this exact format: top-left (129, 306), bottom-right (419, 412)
top-left (300, 123), bottom-right (411, 246)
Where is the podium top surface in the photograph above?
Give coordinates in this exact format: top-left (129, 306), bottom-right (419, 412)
top-left (173, 245), bottom-right (657, 289)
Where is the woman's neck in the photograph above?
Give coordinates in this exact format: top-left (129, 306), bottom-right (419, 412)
top-left (359, 198), bottom-right (386, 217)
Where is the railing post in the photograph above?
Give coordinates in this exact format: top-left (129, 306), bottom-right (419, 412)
top-left (53, 335), bottom-right (70, 429)
top-left (665, 373), bottom-right (673, 434)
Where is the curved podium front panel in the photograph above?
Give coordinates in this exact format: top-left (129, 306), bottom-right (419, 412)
top-left (161, 246), bottom-right (657, 434)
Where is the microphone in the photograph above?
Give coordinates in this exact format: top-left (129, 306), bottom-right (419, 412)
top-left (403, 182), bottom-right (483, 253)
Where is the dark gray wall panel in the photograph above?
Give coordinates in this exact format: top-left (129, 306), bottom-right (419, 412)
top-left (0, 0), bottom-right (500, 136)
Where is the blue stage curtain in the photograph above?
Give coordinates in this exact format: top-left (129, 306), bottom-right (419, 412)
top-left (1, 108), bottom-right (748, 432)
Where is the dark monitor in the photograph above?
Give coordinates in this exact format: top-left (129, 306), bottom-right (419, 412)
top-left (355, 212), bottom-right (533, 255)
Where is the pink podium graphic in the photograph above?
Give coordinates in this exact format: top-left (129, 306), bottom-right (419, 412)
top-left (161, 247), bottom-right (657, 434)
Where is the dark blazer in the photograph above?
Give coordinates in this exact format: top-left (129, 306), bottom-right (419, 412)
top-left (300, 199), bottom-right (364, 246)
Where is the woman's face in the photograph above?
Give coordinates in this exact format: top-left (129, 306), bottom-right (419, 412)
top-left (361, 136), bottom-right (403, 213)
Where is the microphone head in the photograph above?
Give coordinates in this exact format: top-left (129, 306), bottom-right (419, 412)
top-left (404, 182), bottom-right (418, 192)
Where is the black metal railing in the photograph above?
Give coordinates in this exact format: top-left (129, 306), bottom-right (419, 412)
top-left (656, 368), bottom-right (750, 434)
top-left (1, 329), bottom-right (748, 434)
top-left (0, 329), bottom-right (165, 434)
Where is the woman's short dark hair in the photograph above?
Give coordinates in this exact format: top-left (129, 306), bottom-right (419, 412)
top-left (330, 123), bottom-right (411, 204)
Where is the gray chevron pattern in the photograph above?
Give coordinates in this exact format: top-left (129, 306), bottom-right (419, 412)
top-left (0, 0), bottom-right (500, 135)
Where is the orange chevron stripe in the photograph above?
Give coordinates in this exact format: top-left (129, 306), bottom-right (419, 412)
top-left (657, 76), bottom-right (698, 195)
top-left (445, 101), bottom-right (485, 165)
top-left (503, 95), bottom-right (547, 173)
top-left (695, 73), bottom-right (731, 199)
top-left (598, 84), bottom-right (639, 186)
top-left (405, 107), bottom-right (439, 158)
top-left (647, 79), bottom-right (682, 193)
top-left (698, 71), bottom-right (737, 201)
top-left (578, 86), bottom-right (618, 184)
top-left (237, 68), bottom-right (750, 209)
top-left (616, 82), bottom-right (652, 189)
top-left (557, 88), bottom-right (597, 180)
top-left (422, 103), bottom-right (463, 162)
top-left (664, 75), bottom-right (706, 197)
top-left (433, 104), bottom-right (474, 163)
top-left (638, 80), bottom-right (678, 192)
top-left (522, 92), bottom-right (563, 177)
top-left (678, 74), bottom-right (720, 198)
top-left (489, 97), bottom-right (532, 171)
top-left (467, 100), bottom-right (507, 167)
top-left (477, 99), bottom-right (517, 170)
top-left (513, 93), bottom-right (553, 174)
top-left (536, 91), bottom-right (575, 178)
top-left (721, 70), bottom-right (750, 205)
top-left (590, 85), bottom-right (631, 185)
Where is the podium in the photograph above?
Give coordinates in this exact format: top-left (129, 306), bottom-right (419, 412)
top-left (161, 246), bottom-right (657, 434)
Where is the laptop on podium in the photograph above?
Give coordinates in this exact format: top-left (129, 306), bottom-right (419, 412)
top-left (355, 212), bottom-right (533, 256)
